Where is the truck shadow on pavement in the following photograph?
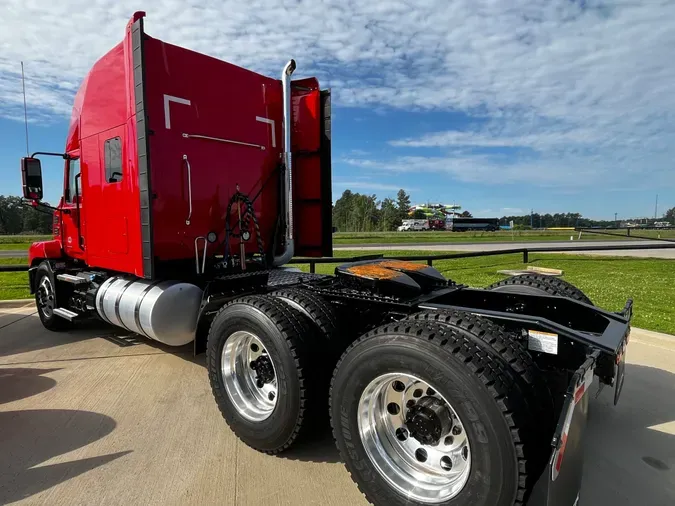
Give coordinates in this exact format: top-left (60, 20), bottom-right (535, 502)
top-left (0, 367), bottom-right (59, 404)
top-left (581, 363), bottom-right (675, 506)
top-left (0, 318), bottom-right (113, 359)
top-left (0, 408), bottom-right (132, 504)
top-left (280, 426), bottom-right (342, 463)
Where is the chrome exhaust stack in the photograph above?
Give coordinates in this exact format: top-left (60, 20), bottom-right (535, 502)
top-left (273, 59), bottom-right (296, 266)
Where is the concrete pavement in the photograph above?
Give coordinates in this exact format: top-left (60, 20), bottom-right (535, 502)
top-left (1, 306), bottom-right (674, 505)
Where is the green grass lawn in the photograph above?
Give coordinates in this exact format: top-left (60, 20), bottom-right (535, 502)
top-left (0, 243), bottom-right (30, 250)
top-left (333, 229), bottom-right (675, 244)
top-left (0, 234), bottom-right (51, 250)
top-left (0, 272), bottom-right (30, 300)
top-left (0, 234), bottom-right (51, 244)
top-left (2, 250), bottom-right (673, 335)
top-left (0, 258), bottom-right (29, 265)
top-left (0, 257), bottom-right (31, 299)
top-left (294, 250), bottom-right (675, 335)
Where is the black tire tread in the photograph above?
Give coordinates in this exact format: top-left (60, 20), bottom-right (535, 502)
top-left (405, 310), bottom-right (553, 429)
top-left (270, 288), bottom-right (339, 344)
top-left (487, 273), bottom-right (592, 305)
top-left (206, 294), bottom-right (316, 455)
top-left (330, 320), bottom-right (531, 505)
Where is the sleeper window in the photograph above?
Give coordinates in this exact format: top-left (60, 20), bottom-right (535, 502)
top-left (105, 137), bottom-right (123, 183)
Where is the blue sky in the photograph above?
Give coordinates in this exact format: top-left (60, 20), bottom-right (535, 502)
top-left (1, 0), bottom-right (674, 219)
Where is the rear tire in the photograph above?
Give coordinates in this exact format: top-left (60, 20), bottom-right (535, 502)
top-left (270, 288), bottom-right (346, 389)
top-left (35, 262), bottom-right (70, 331)
top-left (487, 273), bottom-right (592, 304)
top-left (404, 310), bottom-right (554, 461)
top-left (331, 321), bottom-right (530, 506)
top-left (487, 274), bottom-right (593, 419)
top-left (270, 288), bottom-right (341, 350)
top-left (206, 295), bottom-right (316, 454)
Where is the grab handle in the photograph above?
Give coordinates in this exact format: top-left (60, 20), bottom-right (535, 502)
top-left (194, 236), bottom-right (207, 274)
top-left (183, 154), bottom-right (192, 225)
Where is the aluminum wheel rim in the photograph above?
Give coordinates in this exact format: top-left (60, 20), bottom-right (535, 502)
top-left (358, 373), bottom-right (471, 503)
top-left (37, 276), bottom-right (55, 318)
top-left (221, 331), bottom-right (278, 422)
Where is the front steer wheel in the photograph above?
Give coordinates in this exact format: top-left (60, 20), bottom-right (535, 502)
top-left (331, 320), bottom-right (532, 506)
top-left (35, 262), bottom-right (71, 331)
top-left (206, 295), bottom-right (316, 454)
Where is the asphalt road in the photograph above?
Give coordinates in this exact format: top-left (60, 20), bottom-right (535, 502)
top-left (0, 250), bottom-right (26, 258)
top-left (3, 240), bottom-right (675, 260)
top-left (1, 303), bottom-right (674, 505)
top-left (334, 239), bottom-right (675, 258)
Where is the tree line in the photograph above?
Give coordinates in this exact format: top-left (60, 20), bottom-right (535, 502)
top-left (504, 213), bottom-right (609, 229)
top-left (0, 195), bottom-right (53, 235)
top-left (332, 189), bottom-right (675, 232)
top-left (1, 190), bottom-right (673, 235)
top-left (332, 189), bottom-right (410, 232)
top-left (504, 210), bottom-right (675, 229)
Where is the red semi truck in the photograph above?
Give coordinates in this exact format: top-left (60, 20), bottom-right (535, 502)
top-left (20, 12), bottom-right (630, 506)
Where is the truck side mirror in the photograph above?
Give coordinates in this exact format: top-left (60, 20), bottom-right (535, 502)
top-left (21, 157), bottom-right (43, 201)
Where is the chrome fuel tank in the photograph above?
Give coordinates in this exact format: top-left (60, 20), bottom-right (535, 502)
top-left (95, 277), bottom-right (202, 346)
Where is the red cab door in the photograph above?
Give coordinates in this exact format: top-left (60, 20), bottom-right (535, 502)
top-left (80, 126), bottom-right (135, 273)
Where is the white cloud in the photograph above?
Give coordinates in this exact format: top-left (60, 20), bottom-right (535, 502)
top-left (501, 207), bottom-right (525, 215)
top-left (474, 208), bottom-right (525, 216)
top-left (342, 153), bottom-right (606, 186)
top-left (389, 128), bottom-right (602, 149)
top-left (332, 180), bottom-right (415, 192)
top-left (1, 1), bottom-right (674, 188)
top-left (347, 149), bottom-right (371, 156)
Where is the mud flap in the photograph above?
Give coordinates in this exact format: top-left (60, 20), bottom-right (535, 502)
top-left (527, 357), bottom-right (595, 506)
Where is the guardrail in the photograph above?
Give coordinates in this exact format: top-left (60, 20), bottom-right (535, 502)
top-left (3, 242), bottom-right (675, 274)
top-left (0, 265), bottom-right (29, 272)
top-left (576, 227), bottom-right (675, 242)
top-left (289, 243), bottom-right (675, 273)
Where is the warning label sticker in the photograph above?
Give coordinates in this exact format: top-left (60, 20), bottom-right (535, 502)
top-left (528, 330), bottom-right (559, 355)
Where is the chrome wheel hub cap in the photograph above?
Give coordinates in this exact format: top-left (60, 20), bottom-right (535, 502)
top-left (37, 276), bottom-right (55, 318)
top-left (221, 331), bottom-right (278, 422)
top-left (358, 373), bottom-right (471, 503)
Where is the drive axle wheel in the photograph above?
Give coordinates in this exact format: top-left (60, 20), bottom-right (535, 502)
top-left (221, 330), bottom-right (278, 421)
top-left (207, 295), bottom-right (315, 454)
top-left (405, 309), bottom-right (554, 473)
top-left (331, 321), bottom-right (531, 506)
top-left (487, 273), bottom-right (593, 305)
top-left (359, 373), bottom-right (471, 503)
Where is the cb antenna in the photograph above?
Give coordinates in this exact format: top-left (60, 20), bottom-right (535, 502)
top-left (21, 61), bottom-right (29, 156)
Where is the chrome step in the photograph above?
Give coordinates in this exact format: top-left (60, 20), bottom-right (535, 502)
top-left (57, 273), bottom-right (88, 284)
top-left (53, 307), bottom-right (79, 321)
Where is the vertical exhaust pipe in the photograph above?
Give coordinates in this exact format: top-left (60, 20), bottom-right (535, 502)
top-left (273, 59), bottom-right (296, 266)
